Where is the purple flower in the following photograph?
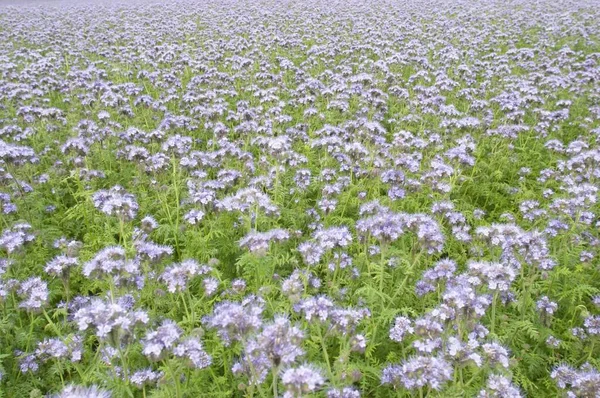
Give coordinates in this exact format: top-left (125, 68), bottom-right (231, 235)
top-left (444, 336), bottom-right (482, 367)
top-left (390, 316), bottom-right (414, 343)
top-left (584, 315), bottom-right (600, 336)
top-left (160, 259), bottom-right (210, 293)
top-left (234, 315), bottom-right (305, 384)
top-left (546, 336), bottom-right (561, 348)
top-left (0, 140), bottom-right (38, 165)
top-left (216, 187), bottom-right (279, 216)
top-left (183, 209), bottom-right (205, 225)
top-left (239, 229), bottom-right (290, 254)
top-left (357, 212), bottom-right (444, 252)
top-left (18, 277), bottom-right (49, 312)
top-left (552, 363), bottom-right (600, 397)
top-left (44, 255), bottom-right (79, 277)
top-left (173, 337), bottom-right (212, 369)
top-left (478, 374), bottom-right (522, 398)
top-left (92, 185), bottom-right (138, 221)
top-left (536, 296), bottom-right (558, 315)
top-left (204, 296), bottom-right (264, 346)
top-left (230, 279), bottom-right (247, 294)
top-left (281, 364), bottom-right (325, 398)
top-left (350, 334), bottom-right (367, 353)
top-left (356, 211), bottom-right (406, 244)
top-left (130, 368), bottom-right (163, 388)
top-left (382, 355), bottom-right (452, 391)
top-left (412, 316), bottom-right (444, 353)
top-left (35, 335), bottom-right (83, 363)
top-left (142, 320), bottom-right (183, 361)
top-left (83, 246), bottom-right (138, 279)
top-left (329, 307), bottom-right (370, 335)
top-left (423, 259), bottom-right (457, 282)
top-left (293, 169), bottom-right (311, 190)
top-left (467, 261), bottom-right (516, 292)
top-left (202, 277), bottom-right (219, 296)
top-left (74, 296), bottom-right (149, 342)
top-left (298, 242), bottom-right (325, 266)
top-left (134, 241), bottom-right (173, 263)
top-left (0, 223), bottom-right (35, 253)
top-left (313, 226), bottom-right (353, 250)
top-left (327, 387), bottom-right (361, 398)
top-left (50, 384), bottom-right (111, 398)
top-left (294, 295), bottom-right (335, 322)
top-left (140, 216), bottom-right (158, 233)
top-left (18, 353), bottom-right (39, 373)
top-left (443, 274), bottom-right (491, 319)
top-left (481, 342), bottom-right (510, 369)
top-left (281, 269), bottom-right (309, 301)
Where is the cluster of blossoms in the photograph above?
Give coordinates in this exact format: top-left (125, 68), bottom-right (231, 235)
top-left (0, 223), bottom-right (35, 254)
top-left (18, 335), bottom-right (83, 374)
top-left (92, 186), bottom-right (139, 221)
top-left (50, 385), bottom-right (111, 398)
top-left (383, 249), bottom-right (524, 392)
top-left (294, 295), bottom-right (370, 355)
top-left (474, 224), bottom-right (556, 271)
top-left (216, 187), bottom-right (279, 216)
top-left (203, 295), bottom-right (265, 346)
top-left (551, 363), bottom-right (600, 397)
top-left (239, 228), bottom-right (290, 254)
top-left (160, 259), bottom-right (212, 293)
top-left (2, 0), bottom-right (600, 396)
top-left (297, 226), bottom-right (353, 266)
top-left (478, 374), bottom-right (522, 398)
top-left (356, 208), bottom-right (445, 254)
top-left (281, 364), bottom-right (325, 398)
top-left (142, 320), bottom-right (212, 369)
top-left (381, 355), bottom-right (453, 391)
top-left (83, 246), bottom-right (137, 280)
top-left (130, 368), bottom-right (164, 389)
top-left (44, 238), bottom-right (82, 278)
top-left (280, 269), bottom-right (322, 302)
top-left (73, 295), bottom-right (149, 344)
top-left (232, 316), bottom-right (305, 384)
top-left (1, 276), bottom-right (49, 312)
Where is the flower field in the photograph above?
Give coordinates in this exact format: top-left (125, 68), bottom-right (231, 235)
top-left (1, 0), bottom-right (600, 396)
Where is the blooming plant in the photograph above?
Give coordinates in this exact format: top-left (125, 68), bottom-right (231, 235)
top-left (0, 0), bottom-right (600, 397)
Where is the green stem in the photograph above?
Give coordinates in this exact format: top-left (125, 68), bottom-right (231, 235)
top-left (464, 373), bottom-right (478, 387)
top-left (186, 290), bottom-right (196, 328)
top-left (272, 366), bottom-right (279, 398)
top-left (57, 360), bottom-right (65, 388)
top-left (587, 340), bottom-right (596, 361)
top-left (25, 312), bottom-right (35, 352)
top-left (171, 156), bottom-right (181, 256)
top-left (42, 308), bottom-right (62, 337)
top-left (12, 293), bottom-right (24, 329)
top-left (62, 276), bottom-right (71, 314)
top-left (166, 360), bottom-right (182, 397)
top-left (491, 291), bottom-right (499, 336)
top-left (317, 327), bottom-right (334, 382)
top-left (180, 291), bottom-right (191, 330)
top-left (379, 244), bottom-right (386, 292)
top-left (119, 218), bottom-right (125, 247)
top-left (118, 345), bottom-right (129, 383)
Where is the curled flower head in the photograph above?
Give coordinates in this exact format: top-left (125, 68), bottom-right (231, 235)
top-left (92, 185), bottom-right (138, 221)
top-left (281, 364), bottom-right (325, 398)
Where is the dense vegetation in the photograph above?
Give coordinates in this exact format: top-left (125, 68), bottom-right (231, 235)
top-left (1, 0), bottom-right (600, 397)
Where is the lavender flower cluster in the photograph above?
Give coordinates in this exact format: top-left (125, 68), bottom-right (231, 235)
top-left (1, 0), bottom-right (600, 396)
